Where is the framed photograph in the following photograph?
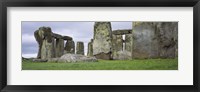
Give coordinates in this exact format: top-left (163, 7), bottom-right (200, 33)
top-left (0, 0), bottom-right (200, 92)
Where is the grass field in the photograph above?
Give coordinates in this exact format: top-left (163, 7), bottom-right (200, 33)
top-left (22, 58), bottom-right (178, 70)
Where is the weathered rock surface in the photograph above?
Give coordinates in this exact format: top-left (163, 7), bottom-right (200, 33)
top-left (132, 22), bottom-right (160, 59)
top-left (62, 36), bottom-right (72, 40)
top-left (37, 27), bottom-right (55, 59)
top-left (76, 42), bottom-right (84, 55)
top-left (114, 51), bottom-right (132, 60)
top-left (55, 54), bottom-right (98, 63)
top-left (55, 38), bottom-right (64, 57)
top-left (112, 35), bottom-right (123, 60)
top-left (156, 22), bottom-right (178, 58)
top-left (112, 29), bottom-right (132, 35)
top-left (87, 39), bottom-right (93, 56)
top-left (65, 40), bottom-right (75, 54)
top-left (132, 22), bottom-right (178, 59)
top-left (125, 34), bottom-right (132, 51)
top-left (93, 22), bottom-right (112, 60)
top-left (52, 33), bottom-right (63, 39)
top-left (124, 34), bottom-right (132, 59)
top-left (34, 29), bottom-right (44, 59)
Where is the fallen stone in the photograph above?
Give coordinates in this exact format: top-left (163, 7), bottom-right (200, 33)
top-left (57, 54), bottom-right (98, 63)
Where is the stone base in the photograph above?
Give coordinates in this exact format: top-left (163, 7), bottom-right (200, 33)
top-left (94, 52), bottom-right (112, 60)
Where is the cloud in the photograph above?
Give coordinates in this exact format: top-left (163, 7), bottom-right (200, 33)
top-left (22, 53), bottom-right (37, 58)
top-left (22, 42), bottom-right (38, 54)
top-left (22, 34), bottom-right (36, 44)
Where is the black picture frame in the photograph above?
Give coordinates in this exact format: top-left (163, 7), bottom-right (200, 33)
top-left (0, 0), bottom-right (200, 92)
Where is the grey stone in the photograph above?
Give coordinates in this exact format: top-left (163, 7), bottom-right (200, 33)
top-left (57, 54), bottom-right (98, 63)
top-left (62, 36), bottom-right (72, 40)
top-left (38, 27), bottom-right (55, 59)
top-left (125, 34), bottom-right (132, 52)
top-left (52, 33), bottom-right (63, 39)
top-left (76, 42), bottom-right (84, 55)
top-left (114, 51), bottom-right (132, 60)
top-left (124, 34), bottom-right (133, 59)
top-left (55, 38), bottom-right (64, 57)
top-left (112, 35), bottom-right (123, 60)
top-left (93, 22), bottom-right (112, 60)
top-left (132, 22), bottom-right (160, 59)
top-left (132, 22), bottom-right (178, 59)
top-left (112, 29), bottom-right (132, 35)
top-left (34, 29), bottom-right (43, 59)
top-left (65, 40), bottom-right (75, 54)
top-left (156, 22), bottom-right (178, 58)
top-left (87, 39), bottom-right (93, 56)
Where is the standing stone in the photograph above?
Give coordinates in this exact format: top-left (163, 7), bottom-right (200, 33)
top-left (124, 34), bottom-right (132, 59)
top-left (76, 42), bottom-right (84, 55)
top-left (132, 22), bottom-right (160, 59)
top-left (125, 34), bottom-right (132, 52)
top-left (65, 40), bottom-right (75, 54)
top-left (52, 38), bottom-right (56, 58)
top-left (174, 23), bottom-right (178, 58)
top-left (38, 27), bottom-right (55, 59)
top-left (156, 22), bottom-right (178, 58)
top-left (34, 30), bottom-right (43, 59)
top-left (93, 22), bottom-right (112, 60)
top-left (55, 38), bottom-right (64, 57)
top-left (112, 35), bottom-right (123, 59)
top-left (87, 39), bottom-right (93, 56)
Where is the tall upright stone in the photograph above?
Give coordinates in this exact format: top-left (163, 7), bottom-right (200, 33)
top-left (132, 22), bottom-right (178, 59)
top-left (52, 39), bottom-right (56, 58)
top-left (34, 30), bottom-right (43, 59)
top-left (125, 34), bottom-right (132, 52)
top-left (65, 40), bottom-right (75, 54)
top-left (55, 38), bottom-right (64, 57)
top-left (112, 35), bottom-right (123, 59)
top-left (76, 42), bottom-right (84, 55)
top-left (132, 22), bottom-right (160, 59)
top-left (36, 27), bottom-right (55, 59)
top-left (123, 34), bottom-right (133, 59)
top-left (156, 22), bottom-right (178, 58)
top-left (87, 39), bottom-right (93, 56)
top-left (93, 22), bottom-right (112, 60)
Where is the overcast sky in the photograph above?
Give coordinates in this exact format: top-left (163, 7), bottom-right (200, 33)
top-left (22, 22), bottom-right (132, 58)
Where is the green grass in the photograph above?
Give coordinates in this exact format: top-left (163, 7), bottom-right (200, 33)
top-left (22, 58), bottom-right (178, 70)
